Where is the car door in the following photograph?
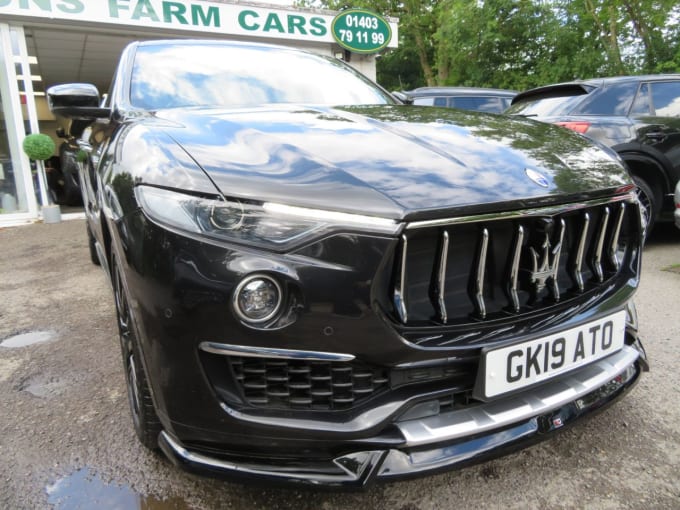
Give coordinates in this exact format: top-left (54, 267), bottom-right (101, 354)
top-left (630, 80), bottom-right (680, 186)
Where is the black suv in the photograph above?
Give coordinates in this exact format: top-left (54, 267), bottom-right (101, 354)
top-left (47, 40), bottom-right (646, 488)
top-left (404, 87), bottom-right (516, 113)
top-left (508, 75), bottom-right (680, 231)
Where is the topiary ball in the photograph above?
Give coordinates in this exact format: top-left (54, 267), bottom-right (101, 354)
top-left (22, 134), bottom-right (56, 161)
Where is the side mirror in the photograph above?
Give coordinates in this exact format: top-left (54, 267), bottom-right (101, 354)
top-left (47, 83), bottom-right (111, 119)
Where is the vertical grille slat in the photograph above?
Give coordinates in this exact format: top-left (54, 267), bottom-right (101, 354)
top-left (474, 228), bottom-right (490, 319)
top-left (394, 197), bottom-right (640, 327)
top-left (436, 231), bottom-right (450, 323)
top-left (573, 212), bottom-right (590, 292)
top-left (593, 207), bottom-right (610, 282)
top-left (609, 203), bottom-right (626, 270)
top-left (508, 225), bottom-right (524, 312)
top-left (394, 234), bottom-right (409, 323)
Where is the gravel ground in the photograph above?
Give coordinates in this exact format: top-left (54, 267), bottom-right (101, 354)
top-left (0, 219), bottom-right (678, 510)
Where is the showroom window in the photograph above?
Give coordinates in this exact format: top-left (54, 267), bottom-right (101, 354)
top-left (0, 23), bottom-right (42, 220)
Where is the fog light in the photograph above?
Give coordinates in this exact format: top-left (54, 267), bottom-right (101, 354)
top-left (233, 275), bottom-right (282, 323)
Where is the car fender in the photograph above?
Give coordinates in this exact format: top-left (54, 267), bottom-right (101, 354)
top-left (613, 142), bottom-right (674, 195)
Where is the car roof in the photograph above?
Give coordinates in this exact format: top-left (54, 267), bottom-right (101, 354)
top-left (512, 74), bottom-right (680, 104)
top-left (405, 87), bottom-right (517, 97)
top-left (135, 38), bottom-right (295, 52)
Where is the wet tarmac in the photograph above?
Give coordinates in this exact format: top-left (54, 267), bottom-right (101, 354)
top-left (18, 372), bottom-right (68, 399)
top-left (1, 219), bottom-right (679, 509)
top-left (0, 330), bottom-right (57, 348)
top-left (46, 467), bottom-right (189, 509)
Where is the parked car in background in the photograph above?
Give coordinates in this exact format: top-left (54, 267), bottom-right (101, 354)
top-left (43, 126), bottom-right (84, 207)
top-left (48, 40), bottom-right (647, 488)
top-left (403, 87), bottom-right (516, 113)
top-left (507, 75), bottom-right (680, 233)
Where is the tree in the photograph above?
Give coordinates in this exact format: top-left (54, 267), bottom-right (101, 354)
top-left (296, 0), bottom-right (438, 89)
top-left (299, 0), bottom-right (680, 90)
top-left (435, 0), bottom-right (570, 89)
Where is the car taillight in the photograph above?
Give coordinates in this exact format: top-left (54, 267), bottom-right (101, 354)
top-left (555, 121), bottom-right (591, 134)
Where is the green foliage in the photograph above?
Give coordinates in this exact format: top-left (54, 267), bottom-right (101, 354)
top-left (302, 0), bottom-right (680, 91)
top-left (297, 0), bottom-right (434, 89)
top-left (377, 44), bottom-right (424, 91)
top-left (22, 134), bottom-right (56, 161)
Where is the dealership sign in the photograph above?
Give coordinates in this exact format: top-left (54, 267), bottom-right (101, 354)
top-left (0, 0), bottom-right (398, 47)
top-left (331, 9), bottom-right (391, 54)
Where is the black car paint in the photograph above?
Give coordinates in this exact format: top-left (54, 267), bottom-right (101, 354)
top-left (50, 40), bottom-right (646, 487)
top-left (509, 75), bottom-right (680, 224)
top-left (151, 105), bottom-right (630, 220)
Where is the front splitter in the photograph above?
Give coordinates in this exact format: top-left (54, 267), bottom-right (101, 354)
top-left (158, 350), bottom-right (643, 489)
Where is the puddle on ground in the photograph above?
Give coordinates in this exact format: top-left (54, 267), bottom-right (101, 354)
top-left (46, 467), bottom-right (190, 509)
top-left (0, 330), bottom-right (57, 348)
top-left (19, 374), bottom-right (67, 398)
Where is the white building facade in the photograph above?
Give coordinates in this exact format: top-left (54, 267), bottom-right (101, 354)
top-left (0, 0), bottom-right (397, 225)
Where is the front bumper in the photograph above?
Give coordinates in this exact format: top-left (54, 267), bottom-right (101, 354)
top-left (158, 343), bottom-right (644, 488)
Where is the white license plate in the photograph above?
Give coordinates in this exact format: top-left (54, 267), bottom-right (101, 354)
top-left (479, 310), bottom-right (626, 399)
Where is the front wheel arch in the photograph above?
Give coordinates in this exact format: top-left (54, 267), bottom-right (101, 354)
top-left (111, 251), bottom-right (162, 450)
top-left (101, 214), bottom-right (113, 278)
top-left (619, 151), bottom-right (669, 197)
top-left (619, 152), bottom-right (666, 229)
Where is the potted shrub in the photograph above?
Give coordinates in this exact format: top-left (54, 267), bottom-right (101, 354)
top-left (22, 133), bottom-right (61, 223)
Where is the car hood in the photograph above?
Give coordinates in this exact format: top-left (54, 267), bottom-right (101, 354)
top-left (153, 105), bottom-right (630, 220)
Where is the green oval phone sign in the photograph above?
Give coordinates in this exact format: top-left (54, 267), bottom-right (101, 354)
top-left (331, 9), bottom-right (392, 54)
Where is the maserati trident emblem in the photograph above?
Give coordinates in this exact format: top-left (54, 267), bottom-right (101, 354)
top-left (525, 168), bottom-right (550, 188)
top-left (529, 231), bottom-right (563, 296)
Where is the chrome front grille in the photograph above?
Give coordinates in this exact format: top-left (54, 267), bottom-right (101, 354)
top-left (229, 357), bottom-right (389, 410)
top-left (392, 195), bottom-right (640, 326)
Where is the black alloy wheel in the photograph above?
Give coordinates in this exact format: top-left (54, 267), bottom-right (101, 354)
top-left (86, 224), bottom-right (100, 266)
top-left (633, 177), bottom-right (657, 237)
top-left (112, 253), bottom-right (162, 450)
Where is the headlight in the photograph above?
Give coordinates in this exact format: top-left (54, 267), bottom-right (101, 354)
top-left (136, 186), bottom-right (400, 250)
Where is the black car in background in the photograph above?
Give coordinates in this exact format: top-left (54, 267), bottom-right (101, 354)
top-left (508, 75), bottom-right (680, 232)
top-left (47, 40), bottom-right (646, 488)
top-left (403, 86), bottom-right (516, 113)
top-left (43, 126), bottom-right (85, 207)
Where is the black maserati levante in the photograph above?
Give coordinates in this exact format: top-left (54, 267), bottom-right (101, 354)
top-left (48, 40), bottom-right (647, 488)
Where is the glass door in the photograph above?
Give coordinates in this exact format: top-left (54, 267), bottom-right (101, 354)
top-left (0, 23), bottom-right (39, 221)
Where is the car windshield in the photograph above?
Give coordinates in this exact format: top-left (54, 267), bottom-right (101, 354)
top-left (507, 91), bottom-right (589, 117)
top-left (129, 43), bottom-right (395, 110)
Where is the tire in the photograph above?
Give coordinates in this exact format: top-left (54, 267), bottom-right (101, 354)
top-left (62, 169), bottom-right (83, 206)
top-left (112, 253), bottom-right (162, 450)
top-left (46, 168), bottom-right (65, 205)
top-left (633, 177), bottom-right (658, 237)
top-left (48, 187), bottom-right (61, 206)
top-left (86, 224), bottom-right (100, 266)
